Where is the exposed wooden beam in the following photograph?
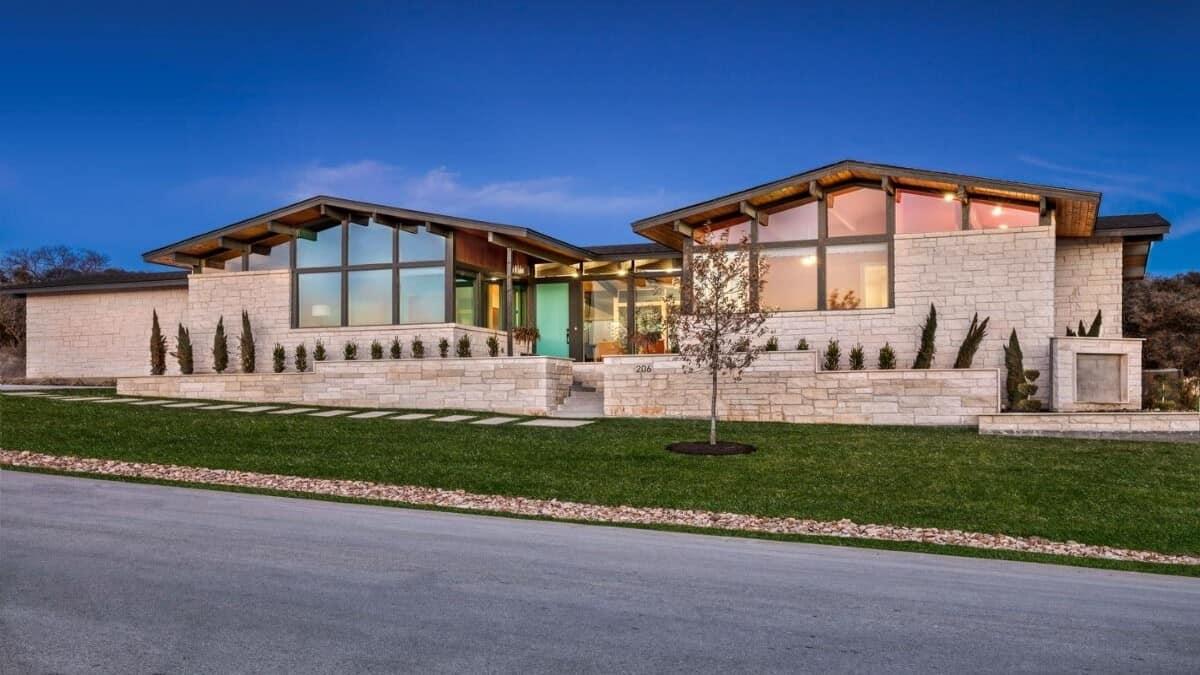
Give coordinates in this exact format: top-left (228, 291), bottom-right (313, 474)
top-left (671, 220), bottom-right (694, 236)
top-left (808, 180), bottom-right (825, 200)
top-left (486, 232), bottom-right (579, 266)
top-left (217, 237), bottom-right (270, 256)
top-left (267, 221), bottom-right (317, 241)
top-left (425, 222), bottom-right (452, 237)
top-left (881, 176), bottom-right (895, 195)
top-left (955, 185), bottom-right (970, 204)
top-left (1039, 196), bottom-right (1049, 216)
top-left (738, 201), bottom-right (759, 222)
top-left (173, 253), bottom-right (224, 270)
top-left (320, 204), bottom-right (351, 222)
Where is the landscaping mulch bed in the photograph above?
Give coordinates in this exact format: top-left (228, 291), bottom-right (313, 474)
top-left (4, 449), bottom-right (1198, 567)
top-left (667, 441), bottom-right (755, 455)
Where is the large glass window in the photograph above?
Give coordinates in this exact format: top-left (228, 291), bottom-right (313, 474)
top-left (827, 187), bottom-right (886, 237)
top-left (694, 218), bottom-right (752, 244)
top-left (632, 276), bottom-right (679, 354)
top-left (455, 274), bottom-right (477, 325)
top-left (484, 281), bottom-right (503, 330)
top-left (895, 190), bottom-right (960, 234)
top-left (825, 243), bottom-right (889, 310)
top-left (399, 267), bottom-right (444, 324)
top-left (582, 279), bottom-right (626, 362)
top-left (760, 247), bottom-right (818, 311)
top-left (297, 226), bottom-right (342, 268)
top-left (348, 269), bottom-right (393, 326)
top-left (760, 201), bottom-right (817, 242)
top-left (298, 272), bottom-right (341, 327)
top-left (969, 200), bottom-right (1039, 230)
top-left (347, 221), bottom-right (393, 265)
top-left (248, 243), bottom-right (291, 270)
top-left (400, 226), bottom-right (445, 261)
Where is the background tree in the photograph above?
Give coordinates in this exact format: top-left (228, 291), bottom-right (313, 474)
top-left (665, 231), bottom-right (771, 446)
top-left (212, 316), bottom-right (229, 373)
top-left (1125, 273), bottom-right (1200, 376)
top-left (149, 310), bottom-right (166, 375)
top-left (171, 323), bottom-right (193, 374)
top-left (239, 310), bottom-right (255, 373)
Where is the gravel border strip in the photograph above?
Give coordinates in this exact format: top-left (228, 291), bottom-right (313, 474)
top-left (3, 449), bottom-right (1197, 566)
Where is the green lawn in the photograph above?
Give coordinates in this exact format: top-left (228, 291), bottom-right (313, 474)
top-left (3, 391), bottom-right (1199, 567)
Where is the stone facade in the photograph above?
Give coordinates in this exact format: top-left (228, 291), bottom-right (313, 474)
top-left (979, 412), bottom-right (1198, 438)
top-left (25, 287), bottom-right (189, 378)
top-left (1054, 238), bottom-right (1124, 337)
top-left (118, 356), bottom-right (574, 416)
top-left (602, 351), bottom-right (1000, 426)
top-left (1050, 337), bottom-right (1143, 411)
top-left (760, 225), bottom-right (1056, 380)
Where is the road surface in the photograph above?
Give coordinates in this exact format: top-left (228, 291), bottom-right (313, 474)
top-left (2, 470), bottom-right (1198, 673)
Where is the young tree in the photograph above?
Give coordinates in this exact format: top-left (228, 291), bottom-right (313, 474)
top-left (239, 310), bottom-right (255, 373)
top-left (212, 316), bottom-right (229, 373)
top-left (171, 323), bottom-right (193, 375)
top-left (149, 310), bottom-right (167, 375)
top-left (665, 231), bottom-right (771, 446)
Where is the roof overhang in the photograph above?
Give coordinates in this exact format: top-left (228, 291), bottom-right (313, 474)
top-left (0, 273), bottom-right (189, 297)
top-left (143, 196), bottom-right (595, 269)
top-left (630, 160), bottom-right (1103, 248)
top-left (1092, 213), bottom-right (1171, 281)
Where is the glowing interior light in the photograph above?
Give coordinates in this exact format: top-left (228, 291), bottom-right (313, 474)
top-left (943, 192), bottom-right (955, 202)
top-left (801, 255), bottom-right (817, 266)
top-left (991, 205), bottom-right (1003, 216)
top-left (998, 224), bottom-right (1009, 230)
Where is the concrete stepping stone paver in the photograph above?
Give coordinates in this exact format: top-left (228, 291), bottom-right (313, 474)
top-left (347, 411), bottom-right (392, 419)
top-left (390, 413), bottom-right (435, 420)
top-left (231, 406), bottom-right (279, 413)
top-left (162, 401), bottom-right (207, 408)
top-left (58, 396), bottom-right (111, 401)
top-left (431, 415), bottom-right (476, 423)
top-left (198, 403), bottom-right (247, 410)
top-left (517, 419), bottom-right (593, 428)
top-left (268, 408), bottom-right (319, 415)
top-left (128, 399), bottom-right (175, 406)
top-left (93, 398), bottom-right (141, 404)
top-left (471, 416), bottom-right (520, 425)
top-left (309, 409), bottom-right (353, 417)
top-left (1, 391), bottom-right (50, 396)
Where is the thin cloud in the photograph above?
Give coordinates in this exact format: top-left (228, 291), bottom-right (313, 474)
top-left (1168, 213), bottom-right (1200, 239)
top-left (1016, 154), bottom-right (1200, 205)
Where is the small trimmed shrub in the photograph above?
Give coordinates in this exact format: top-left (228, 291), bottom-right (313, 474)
top-left (437, 337), bottom-right (449, 358)
top-left (1016, 370), bottom-right (1043, 412)
top-left (171, 322), bottom-right (193, 375)
top-left (343, 342), bottom-right (358, 360)
top-left (877, 343), bottom-right (897, 369)
top-left (295, 343), bottom-right (308, 372)
top-left (239, 310), bottom-right (255, 373)
top-left (313, 339), bottom-right (326, 362)
top-left (822, 339), bottom-right (841, 371)
top-left (370, 340), bottom-right (383, 360)
top-left (486, 334), bottom-right (500, 357)
top-left (272, 343), bottom-right (286, 373)
top-left (796, 338), bottom-right (809, 351)
top-left (456, 334), bottom-right (471, 358)
top-left (212, 316), bottom-right (229, 373)
top-left (389, 337), bottom-right (402, 359)
top-left (912, 304), bottom-right (937, 369)
top-left (412, 336), bottom-right (426, 359)
top-left (1003, 330), bottom-right (1043, 411)
top-left (953, 313), bottom-right (990, 369)
top-left (765, 336), bottom-right (779, 352)
top-left (849, 344), bottom-right (865, 370)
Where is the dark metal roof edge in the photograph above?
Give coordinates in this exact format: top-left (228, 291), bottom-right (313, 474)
top-left (631, 159), bottom-right (1103, 231)
top-left (2, 277), bottom-right (189, 296)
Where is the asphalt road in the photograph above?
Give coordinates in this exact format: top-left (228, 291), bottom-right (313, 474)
top-left (2, 471), bottom-right (1198, 673)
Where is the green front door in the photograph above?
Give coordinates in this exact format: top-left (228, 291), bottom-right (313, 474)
top-left (535, 282), bottom-right (570, 358)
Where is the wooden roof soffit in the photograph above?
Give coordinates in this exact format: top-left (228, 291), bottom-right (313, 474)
top-left (217, 237), bottom-right (271, 256)
top-left (671, 220), bottom-right (693, 237)
top-left (267, 221), bottom-right (317, 241)
top-left (808, 181), bottom-right (825, 200)
top-left (173, 253), bottom-right (224, 270)
top-left (486, 232), bottom-right (579, 266)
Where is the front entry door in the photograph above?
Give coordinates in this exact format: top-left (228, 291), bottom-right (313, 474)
top-left (534, 282), bottom-right (571, 358)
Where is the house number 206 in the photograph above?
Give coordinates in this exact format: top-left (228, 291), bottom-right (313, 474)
top-left (635, 364), bottom-right (653, 374)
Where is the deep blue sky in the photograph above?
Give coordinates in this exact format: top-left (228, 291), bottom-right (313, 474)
top-left (0, 2), bottom-right (1196, 274)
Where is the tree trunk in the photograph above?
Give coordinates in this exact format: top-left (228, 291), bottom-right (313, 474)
top-left (709, 344), bottom-right (719, 445)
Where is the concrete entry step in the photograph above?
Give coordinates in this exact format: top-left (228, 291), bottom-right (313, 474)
top-left (550, 389), bottom-right (604, 419)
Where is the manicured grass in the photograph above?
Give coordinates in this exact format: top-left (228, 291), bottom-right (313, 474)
top-left (4, 391), bottom-right (1199, 562)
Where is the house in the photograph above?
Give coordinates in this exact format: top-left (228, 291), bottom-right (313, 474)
top-left (3, 160), bottom-right (1172, 424)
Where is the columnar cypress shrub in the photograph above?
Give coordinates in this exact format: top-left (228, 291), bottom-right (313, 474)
top-left (370, 340), bottom-right (383, 360)
top-left (295, 343), bottom-right (308, 372)
top-left (172, 323), bottom-right (194, 374)
top-left (313, 339), bottom-right (326, 362)
top-left (912, 304), bottom-right (937, 369)
top-left (1003, 329), bottom-right (1025, 409)
top-left (765, 336), bottom-right (779, 351)
top-left (272, 343), bottom-right (286, 373)
top-left (822, 338), bottom-right (841, 371)
top-left (437, 337), bottom-right (449, 358)
top-left (212, 316), bottom-right (229, 373)
top-left (877, 343), bottom-right (897, 369)
top-left (848, 344), bottom-right (865, 370)
top-left (149, 310), bottom-right (167, 375)
top-left (953, 313), bottom-right (990, 368)
top-left (412, 336), bottom-right (426, 359)
top-left (389, 337), bottom-right (402, 359)
top-left (343, 342), bottom-right (358, 360)
top-left (1086, 310), bottom-right (1102, 337)
top-left (239, 310), bottom-right (255, 373)
top-left (456, 334), bottom-right (471, 357)
top-left (486, 334), bottom-right (500, 357)
top-left (796, 338), bottom-right (809, 351)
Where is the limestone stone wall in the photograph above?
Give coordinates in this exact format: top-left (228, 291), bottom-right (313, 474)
top-left (118, 356), bottom-right (573, 416)
top-left (1054, 238), bottom-right (1124, 337)
top-left (979, 412), bottom-right (1198, 437)
top-left (185, 269), bottom-right (504, 372)
top-left (1050, 337), bottom-right (1143, 411)
top-left (759, 225), bottom-right (1056, 380)
top-left (602, 352), bottom-right (1000, 426)
top-left (25, 287), bottom-right (189, 378)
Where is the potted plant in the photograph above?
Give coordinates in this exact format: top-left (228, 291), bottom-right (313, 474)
top-left (512, 326), bottom-right (540, 355)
